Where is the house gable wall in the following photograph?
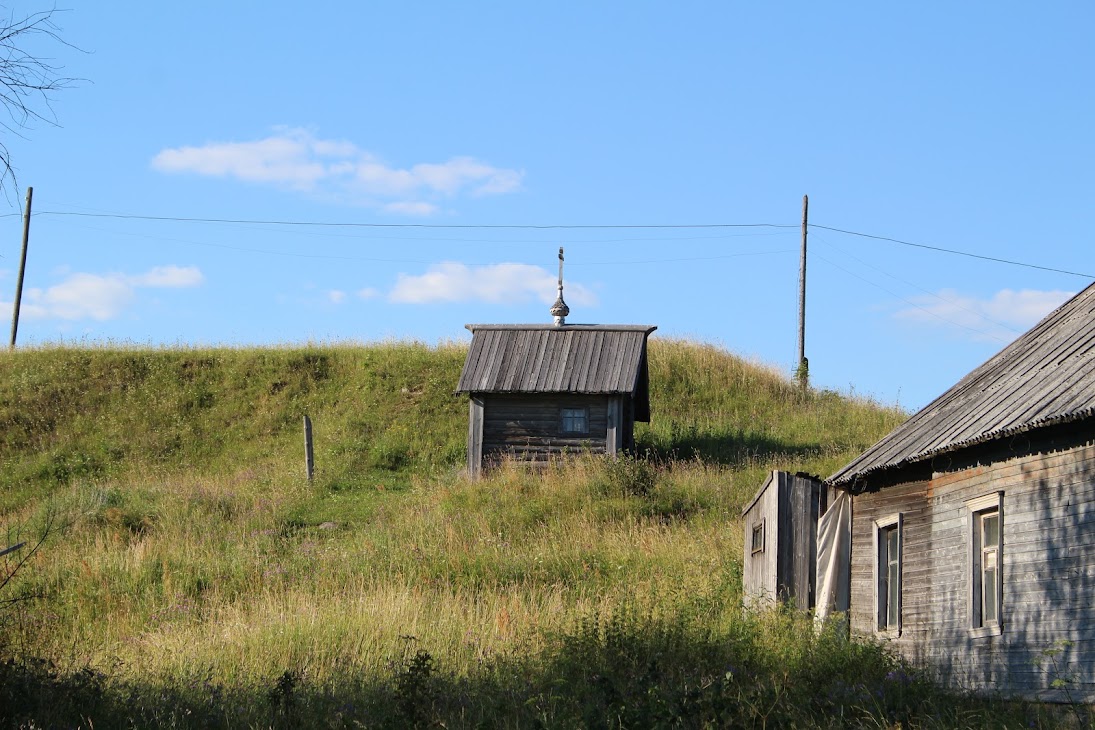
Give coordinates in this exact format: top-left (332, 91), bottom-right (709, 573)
top-left (480, 393), bottom-right (615, 465)
top-left (742, 473), bottom-right (781, 608)
top-left (850, 438), bottom-right (1095, 701)
top-left (743, 471), bottom-right (823, 611)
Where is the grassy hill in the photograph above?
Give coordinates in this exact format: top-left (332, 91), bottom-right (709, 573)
top-left (0, 341), bottom-right (1070, 727)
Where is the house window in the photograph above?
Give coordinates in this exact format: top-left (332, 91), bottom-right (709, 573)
top-left (966, 492), bottom-right (1003, 634)
top-left (561, 407), bottom-right (588, 434)
top-left (751, 521), bottom-right (765, 554)
top-left (874, 514), bottom-right (902, 633)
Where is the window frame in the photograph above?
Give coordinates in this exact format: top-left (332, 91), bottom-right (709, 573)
top-left (751, 519), bottom-right (765, 555)
top-left (873, 513), bottom-right (903, 636)
top-left (966, 492), bottom-right (1004, 637)
top-left (560, 406), bottom-right (589, 435)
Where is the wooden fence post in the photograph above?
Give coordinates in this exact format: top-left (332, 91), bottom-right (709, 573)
top-left (303, 415), bottom-right (315, 481)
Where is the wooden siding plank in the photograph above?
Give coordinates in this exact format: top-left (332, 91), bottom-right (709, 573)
top-left (500, 331), bottom-right (532, 392)
top-left (849, 442), bottom-right (1095, 700)
top-left (456, 337), bottom-right (484, 393)
top-left (467, 397), bottom-right (484, 478)
top-left (551, 330), bottom-right (575, 391)
top-left (607, 331), bottom-right (627, 391)
top-left (463, 332), bottom-right (494, 392)
top-left (586, 332), bottom-right (608, 393)
top-left (534, 331), bottom-right (560, 391)
top-left (494, 331), bottom-right (521, 391)
top-left (573, 330), bottom-right (597, 391)
top-left (476, 330), bottom-right (506, 391)
top-left (525, 330), bottom-right (550, 391)
top-left (624, 333), bottom-right (644, 391)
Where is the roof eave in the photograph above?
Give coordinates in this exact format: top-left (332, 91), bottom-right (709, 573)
top-left (826, 409), bottom-right (1095, 489)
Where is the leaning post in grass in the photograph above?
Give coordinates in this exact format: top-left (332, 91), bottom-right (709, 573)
top-left (0, 542), bottom-right (25, 558)
top-left (303, 415), bottom-right (315, 481)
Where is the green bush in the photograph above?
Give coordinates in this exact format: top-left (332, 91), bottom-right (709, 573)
top-left (592, 455), bottom-right (658, 499)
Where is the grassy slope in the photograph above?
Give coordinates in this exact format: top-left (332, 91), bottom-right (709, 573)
top-left (0, 341), bottom-right (1074, 727)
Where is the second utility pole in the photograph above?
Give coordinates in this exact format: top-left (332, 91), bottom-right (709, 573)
top-left (9, 186), bottom-right (32, 349)
top-left (796, 194), bottom-right (808, 390)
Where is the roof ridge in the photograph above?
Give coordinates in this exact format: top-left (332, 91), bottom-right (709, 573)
top-left (828, 281), bottom-right (1095, 488)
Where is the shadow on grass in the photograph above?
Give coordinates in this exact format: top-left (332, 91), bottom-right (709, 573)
top-left (638, 428), bottom-right (826, 467)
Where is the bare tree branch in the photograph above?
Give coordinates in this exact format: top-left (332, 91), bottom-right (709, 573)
top-left (0, 5), bottom-right (83, 194)
top-left (0, 509), bottom-right (54, 603)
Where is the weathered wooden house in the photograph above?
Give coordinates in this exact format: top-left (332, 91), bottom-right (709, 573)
top-left (825, 281), bottom-right (1095, 701)
top-left (457, 323), bottom-right (657, 476)
top-left (456, 250), bottom-right (656, 477)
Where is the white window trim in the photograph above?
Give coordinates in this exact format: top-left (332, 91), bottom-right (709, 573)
top-left (966, 491), bottom-right (1004, 638)
top-left (873, 512), bottom-right (902, 637)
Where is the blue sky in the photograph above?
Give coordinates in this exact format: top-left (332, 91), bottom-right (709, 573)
top-left (1, 3), bottom-right (1092, 411)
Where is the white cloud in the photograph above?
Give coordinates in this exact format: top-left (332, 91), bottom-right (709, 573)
top-left (152, 128), bottom-right (523, 214)
top-left (327, 290), bottom-right (346, 304)
top-left (409, 157), bottom-right (523, 196)
top-left (151, 129), bottom-right (331, 190)
top-left (25, 273), bottom-right (135, 321)
top-left (383, 201), bottom-right (439, 216)
top-left (894, 288), bottom-right (1074, 342)
top-left (357, 287), bottom-right (380, 300)
top-left (4, 265), bottom-right (204, 322)
top-left (129, 265), bottom-right (204, 288)
top-left (389, 262), bottom-right (597, 307)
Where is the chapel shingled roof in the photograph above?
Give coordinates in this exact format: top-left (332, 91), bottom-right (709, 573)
top-left (828, 282), bottom-right (1095, 489)
top-left (457, 324), bottom-right (657, 397)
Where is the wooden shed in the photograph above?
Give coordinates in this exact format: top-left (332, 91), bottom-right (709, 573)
top-left (826, 281), bottom-right (1095, 701)
top-left (741, 471), bottom-right (826, 611)
top-left (456, 323), bottom-right (657, 477)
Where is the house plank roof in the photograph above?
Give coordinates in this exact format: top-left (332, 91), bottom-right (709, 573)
top-left (456, 324), bottom-right (657, 395)
top-left (828, 282), bottom-right (1095, 489)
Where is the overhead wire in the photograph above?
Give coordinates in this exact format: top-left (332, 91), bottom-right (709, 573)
top-left (575, 250), bottom-right (795, 266)
top-left (811, 224), bottom-right (1093, 279)
top-left (27, 208), bottom-right (1093, 276)
top-left (811, 251), bottom-right (1010, 344)
top-left (19, 205), bottom-right (1092, 279)
top-left (36, 210), bottom-right (798, 231)
top-left (810, 232), bottom-right (1024, 336)
top-left (41, 209), bottom-right (800, 266)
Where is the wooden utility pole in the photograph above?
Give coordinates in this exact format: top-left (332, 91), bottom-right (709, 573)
top-left (796, 194), bottom-right (809, 390)
top-left (9, 186), bottom-right (32, 349)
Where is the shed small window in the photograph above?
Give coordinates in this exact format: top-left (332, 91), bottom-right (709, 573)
top-left (874, 513), bottom-right (902, 633)
top-left (967, 492), bottom-right (1004, 634)
top-left (751, 521), bottom-right (765, 554)
top-left (561, 407), bottom-right (588, 434)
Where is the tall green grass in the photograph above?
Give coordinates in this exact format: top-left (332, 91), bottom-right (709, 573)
top-left (4, 340), bottom-right (1079, 727)
top-left (0, 342), bottom-right (468, 507)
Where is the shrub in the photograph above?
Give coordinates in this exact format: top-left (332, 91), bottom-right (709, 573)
top-left (592, 455), bottom-right (658, 499)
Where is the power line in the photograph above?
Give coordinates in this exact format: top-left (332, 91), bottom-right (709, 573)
top-left (811, 232), bottom-right (1023, 335)
top-left (812, 251), bottom-right (1010, 344)
top-left (55, 218), bottom-right (795, 267)
top-left (37, 210), bottom-right (798, 231)
top-left (576, 250), bottom-right (795, 266)
top-left (812, 224), bottom-right (1093, 279)
top-left (25, 206), bottom-right (1093, 278)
